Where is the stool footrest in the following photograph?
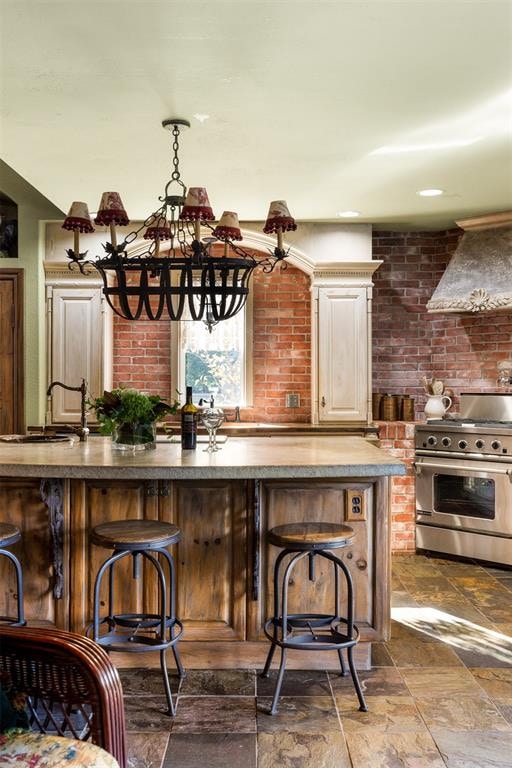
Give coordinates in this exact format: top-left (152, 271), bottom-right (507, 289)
top-left (107, 612), bottom-right (176, 630)
top-left (264, 617), bottom-right (359, 651)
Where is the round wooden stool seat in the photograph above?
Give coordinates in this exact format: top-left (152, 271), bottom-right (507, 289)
top-left (268, 522), bottom-right (354, 550)
top-left (91, 519), bottom-right (181, 551)
top-left (0, 523), bottom-right (21, 548)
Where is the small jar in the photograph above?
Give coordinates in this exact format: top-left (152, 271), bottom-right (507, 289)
top-left (372, 393), bottom-right (383, 421)
top-left (401, 396), bottom-right (415, 421)
top-left (381, 394), bottom-right (398, 421)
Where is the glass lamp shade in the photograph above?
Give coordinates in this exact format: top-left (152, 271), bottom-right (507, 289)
top-left (180, 187), bottom-right (215, 222)
top-left (212, 211), bottom-right (243, 241)
top-left (62, 201), bottom-right (95, 233)
top-left (263, 200), bottom-right (297, 234)
top-left (94, 192), bottom-right (130, 226)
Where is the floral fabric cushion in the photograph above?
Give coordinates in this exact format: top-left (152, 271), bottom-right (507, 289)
top-left (0, 731), bottom-right (120, 767)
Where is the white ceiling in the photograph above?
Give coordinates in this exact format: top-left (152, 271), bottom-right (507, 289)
top-left (1, 0), bottom-right (511, 229)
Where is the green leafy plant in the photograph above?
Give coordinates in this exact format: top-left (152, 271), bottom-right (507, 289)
top-left (88, 388), bottom-right (180, 436)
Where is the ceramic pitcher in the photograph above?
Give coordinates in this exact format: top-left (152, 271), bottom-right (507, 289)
top-left (424, 394), bottom-right (452, 420)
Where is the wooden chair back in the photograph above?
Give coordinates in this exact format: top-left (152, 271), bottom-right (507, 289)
top-left (0, 626), bottom-right (126, 767)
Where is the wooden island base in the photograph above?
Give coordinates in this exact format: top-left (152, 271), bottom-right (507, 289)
top-left (0, 436), bottom-right (404, 665)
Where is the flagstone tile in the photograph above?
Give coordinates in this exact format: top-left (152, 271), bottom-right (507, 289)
top-left (172, 696), bottom-right (256, 733)
top-left (469, 668), bottom-right (512, 701)
top-left (257, 731), bottom-right (351, 768)
top-left (126, 732), bottom-right (170, 768)
top-left (431, 728), bottom-right (512, 767)
top-left (346, 731), bottom-right (445, 768)
top-left (256, 669), bottom-right (331, 697)
top-left (179, 669), bottom-right (255, 696)
top-left (162, 733), bottom-right (256, 768)
top-left (329, 667), bottom-right (409, 697)
top-left (416, 694), bottom-right (511, 732)
top-left (336, 695), bottom-right (426, 733)
top-left (256, 696), bottom-right (340, 733)
top-left (387, 639), bottom-right (463, 667)
top-left (400, 667), bottom-right (483, 698)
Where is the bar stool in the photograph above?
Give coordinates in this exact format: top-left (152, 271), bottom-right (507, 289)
top-left (0, 523), bottom-right (25, 626)
top-left (90, 519), bottom-right (184, 715)
top-left (262, 521), bottom-right (367, 715)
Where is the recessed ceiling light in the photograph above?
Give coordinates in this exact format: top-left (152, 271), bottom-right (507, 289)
top-left (193, 113), bottom-right (210, 123)
top-left (336, 210), bottom-right (361, 217)
top-left (417, 188), bottom-right (444, 197)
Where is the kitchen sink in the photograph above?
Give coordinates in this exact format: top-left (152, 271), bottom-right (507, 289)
top-left (0, 434), bottom-right (76, 444)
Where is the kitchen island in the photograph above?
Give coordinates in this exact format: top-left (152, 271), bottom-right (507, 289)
top-left (0, 436), bottom-right (404, 665)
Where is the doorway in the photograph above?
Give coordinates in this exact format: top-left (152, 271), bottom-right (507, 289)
top-left (0, 269), bottom-right (24, 433)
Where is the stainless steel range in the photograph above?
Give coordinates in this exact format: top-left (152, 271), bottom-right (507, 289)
top-left (415, 393), bottom-right (512, 566)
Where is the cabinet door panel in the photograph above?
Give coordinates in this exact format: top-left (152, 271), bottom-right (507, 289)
top-left (0, 478), bottom-right (66, 627)
top-left (164, 481), bottom-right (246, 641)
top-left (318, 288), bottom-right (368, 421)
top-left (255, 481), bottom-right (373, 640)
top-left (50, 288), bottom-right (102, 422)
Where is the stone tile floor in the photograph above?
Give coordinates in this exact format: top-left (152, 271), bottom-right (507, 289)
top-left (120, 553), bottom-right (512, 767)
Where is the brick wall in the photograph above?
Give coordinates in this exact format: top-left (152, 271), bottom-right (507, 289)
top-left (372, 229), bottom-right (512, 416)
top-left (112, 260), bottom-right (311, 422)
top-left (376, 422), bottom-right (416, 551)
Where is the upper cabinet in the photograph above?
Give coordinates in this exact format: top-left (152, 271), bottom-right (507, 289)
top-left (311, 263), bottom-right (381, 424)
top-left (45, 264), bottom-right (112, 424)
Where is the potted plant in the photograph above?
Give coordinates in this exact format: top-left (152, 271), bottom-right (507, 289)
top-left (89, 388), bottom-right (180, 451)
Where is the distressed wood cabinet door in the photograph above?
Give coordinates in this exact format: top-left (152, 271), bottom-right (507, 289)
top-left (70, 479), bottom-right (159, 634)
top-left (160, 480), bottom-right (247, 641)
top-left (0, 478), bottom-right (67, 628)
top-left (248, 479), bottom-right (381, 642)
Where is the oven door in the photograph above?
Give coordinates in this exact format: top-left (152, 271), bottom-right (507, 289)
top-left (415, 456), bottom-right (512, 536)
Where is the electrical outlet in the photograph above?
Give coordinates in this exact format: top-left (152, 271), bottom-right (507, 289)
top-left (285, 393), bottom-right (300, 408)
top-left (345, 489), bottom-right (366, 521)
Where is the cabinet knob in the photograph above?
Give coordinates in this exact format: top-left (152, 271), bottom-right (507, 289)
top-left (356, 558), bottom-right (367, 571)
top-left (320, 396), bottom-right (326, 407)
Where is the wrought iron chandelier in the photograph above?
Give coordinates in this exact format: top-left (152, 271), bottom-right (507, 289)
top-left (63, 118), bottom-right (297, 330)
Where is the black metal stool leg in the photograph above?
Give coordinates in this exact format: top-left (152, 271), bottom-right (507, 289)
top-left (159, 547), bottom-right (186, 679)
top-left (347, 645), bottom-right (368, 712)
top-left (160, 647), bottom-right (176, 716)
top-left (0, 548), bottom-right (25, 626)
top-left (261, 549), bottom-right (288, 679)
top-left (92, 550), bottom-right (128, 641)
top-left (338, 648), bottom-right (347, 676)
top-left (269, 647), bottom-right (287, 716)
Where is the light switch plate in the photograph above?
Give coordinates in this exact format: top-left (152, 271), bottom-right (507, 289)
top-left (345, 489), bottom-right (366, 521)
top-left (285, 393), bottom-right (300, 408)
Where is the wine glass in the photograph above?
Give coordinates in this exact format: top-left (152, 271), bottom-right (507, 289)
top-left (200, 407), bottom-right (225, 452)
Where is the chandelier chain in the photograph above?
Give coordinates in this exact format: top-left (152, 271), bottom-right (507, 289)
top-left (171, 124), bottom-right (181, 182)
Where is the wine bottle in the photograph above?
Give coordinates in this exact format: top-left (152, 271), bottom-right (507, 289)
top-left (181, 386), bottom-right (198, 450)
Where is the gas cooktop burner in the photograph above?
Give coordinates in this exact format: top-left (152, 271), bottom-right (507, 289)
top-left (426, 418), bottom-right (512, 427)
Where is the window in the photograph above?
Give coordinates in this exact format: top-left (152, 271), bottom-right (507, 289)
top-left (171, 294), bottom-right (253, 407)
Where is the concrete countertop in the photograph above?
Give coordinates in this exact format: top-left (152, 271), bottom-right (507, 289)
top-left (0, 435), bottom-right (405, 480)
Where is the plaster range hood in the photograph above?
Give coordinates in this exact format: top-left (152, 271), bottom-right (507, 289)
top-left (427, 211), bottom-right (512, 314)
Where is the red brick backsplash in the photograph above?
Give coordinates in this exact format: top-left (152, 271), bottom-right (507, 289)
top-left (377, 421), bottom-right (416, 551)
top-left (372, 229), bottom-right (512, 417)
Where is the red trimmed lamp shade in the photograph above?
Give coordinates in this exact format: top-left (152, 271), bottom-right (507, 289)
top-left (180, 187), bottom-right (215, 222)
top-left (94, 192), bottom-right (130, 227)
top-left (213, 211), bottom-right (243, 242)
top-left (263, 200), bottom-right (297, 234)
top-left (143, 217), bottom-right (172, 241)
top-left (62, 202), bottom-right (95, 233)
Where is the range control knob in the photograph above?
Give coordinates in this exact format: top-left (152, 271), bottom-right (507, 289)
top-left (491, 440), bottom-right (502, 451)
top-left (475, 439), bottom-right (485, 450)
top-left (458, 440), bottom-right (468, 450)
top-left (427, 435), bottom-right (438, 446)
top-left (441, 437), bottom-right (452, 448)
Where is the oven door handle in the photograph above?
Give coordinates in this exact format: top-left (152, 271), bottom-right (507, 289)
top-left (414, 460), bottom-right (512, 479)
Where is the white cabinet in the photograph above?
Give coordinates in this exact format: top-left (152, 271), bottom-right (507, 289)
top-left (317, 287), bottom-right (368, 421)
top-left (311, 263), bottom-right (380, 424)
top-left (45, 265), bottom-right (112, 424)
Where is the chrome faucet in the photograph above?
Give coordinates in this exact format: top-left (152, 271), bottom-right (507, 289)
top-left (46, 378), bottom-right (89, 441)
